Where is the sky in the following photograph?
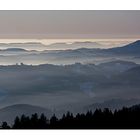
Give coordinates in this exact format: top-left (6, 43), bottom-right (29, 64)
top-left (0, 11), bottom-right (139, 39)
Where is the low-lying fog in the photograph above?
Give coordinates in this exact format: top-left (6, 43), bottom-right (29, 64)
top-left (0, 40), bottom-right (139, 123)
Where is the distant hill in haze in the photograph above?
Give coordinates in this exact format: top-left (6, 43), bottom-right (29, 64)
top-left (0, 104), bottom-right (52, 124)
top-left (0, 40), bottom-right (139, 65)
top-left (45, 41), bottom-right (104, 50)
top-left (0, 48), bottom-right (38, 56)
top-left (0, 42), bottom-right (46, 51)
top-left (98, 60), bottom-right (138, 74)
top-left (0, 61), bottom-right (138, 109)
top-left (1, 48), bottom-right (27, 52)
top-left (84, 98), bottom-right (140, 112)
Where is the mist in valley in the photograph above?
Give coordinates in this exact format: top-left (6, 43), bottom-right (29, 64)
top-left (0, 40), bottom-right (139, 123)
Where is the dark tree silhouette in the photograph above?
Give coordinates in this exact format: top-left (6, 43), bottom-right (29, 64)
top-left (30, 113), bottom-right (39, 129)
top-left (50, 114), bottom-right (58, 128)
top-left (2, 104), bottom-right (140, 129)
top-left (13, 116), bottom-right (20, 129)
top-left (38, 113), bottom-right (48, 128)
top-left (1, 122), bottom-right (10, 129)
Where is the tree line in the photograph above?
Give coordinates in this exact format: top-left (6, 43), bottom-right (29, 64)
top-left (1, 105), bottom-right (140, 129)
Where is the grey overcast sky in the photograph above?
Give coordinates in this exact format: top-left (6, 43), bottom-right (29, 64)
top-left (0, 11), bottom-right (140, 39)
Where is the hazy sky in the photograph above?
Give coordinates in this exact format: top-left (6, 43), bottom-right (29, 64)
top-left (0, 11), bottom-right (140, 39)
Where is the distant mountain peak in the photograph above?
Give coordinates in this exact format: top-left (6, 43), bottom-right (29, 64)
top-left (132, 40), bottom-right (140, 43)
top-left (122, 40), bottom-right (140, 48)
top-left (106, 40), bottom-right (140, 54)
